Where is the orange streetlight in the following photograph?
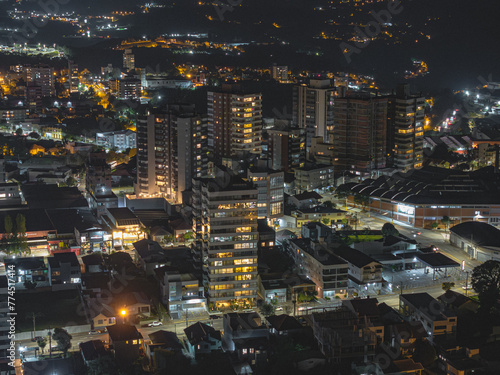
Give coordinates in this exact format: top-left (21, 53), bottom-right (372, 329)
top-left (120, 309), bottom-right (126, 316)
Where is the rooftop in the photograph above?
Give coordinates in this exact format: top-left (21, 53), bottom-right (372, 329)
top-left (350, 166), bottom-right (500, 204)
top-left (333, 245), bottom-right (380, 269)
top-left (107, 207), bottom-right (138, 221)
top-left (184, 322), bottom-right (221, 345)
top-left (450, 221), bottom-right (500, 248)
top-left (107, 324), bottom-right (143, 341)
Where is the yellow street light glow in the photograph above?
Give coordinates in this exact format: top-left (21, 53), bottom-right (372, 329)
top-left (121, 309), bottom-right (126, 316)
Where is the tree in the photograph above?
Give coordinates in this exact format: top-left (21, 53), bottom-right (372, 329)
top-left (323, 200), bottom-right (335, 209)
top-left (260, 302), bottom-right (276, 317)
top-left (52, 327), bottom-right (72, 357)
top-left (471, 260), bottom-right (500, 314)
top-left (431, 222), bottom-right (439, 229)
top-left (182, 232), bottom-right (192, 241)
top-left (16, 214), bottom-right (29, 254)
top-left (37, 338), bottom-right (47, 354)
top-left (87, 355), bottom-right (119, 375)
top-left (381, 223), bottom-right (399, 237)
top-left (15, 128), bottom-right (23, 136)
top-left (412, 339), bottom-right (436, 367)
top-left (354, 193), bottom-right (369, 210)
top-left (65, 176), bottom-right (76, 187)
top-left (23, 280), bottom-right (37, 290)
top-left (321, 218), bottom-right (330, 226)
top-left (28, 132), bottom-right (40, 139)
top-left (4, 215), bottom-right (12, 236)
top-left (441, 216), bottom-right (452, 231)
top-left (442, 282), bottom-right (455, 291)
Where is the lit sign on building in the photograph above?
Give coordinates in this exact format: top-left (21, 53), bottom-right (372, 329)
top-left (397, 204), bottom-right (415, 216)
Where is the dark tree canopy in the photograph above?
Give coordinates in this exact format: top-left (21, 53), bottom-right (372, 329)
top-left (381, 223), bottom-right (399, 237)
top-left (52, 327), bottom-right (72, 356)
top-left (472, 260), bottom-right (500, 313)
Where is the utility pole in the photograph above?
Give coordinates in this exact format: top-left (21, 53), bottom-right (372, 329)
top-left (185, 308), bottom-right (189, 327)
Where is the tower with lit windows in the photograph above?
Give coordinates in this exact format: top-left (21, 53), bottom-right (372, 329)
top-left (192, 169), bottom-right (259, 308)
top-left (208, 86), bottom-right (262, 160)
top-left (387, 84), bottom-right (426, 171)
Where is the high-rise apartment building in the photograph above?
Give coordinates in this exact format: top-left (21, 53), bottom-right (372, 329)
top-left (135, 106), bottom-right (208, 203)
top-left (387, 84), bottom-right (425, 171)
top-left (292, 79), bottom-right (335, 148)
top-left (248, 162), bottom-right (284, 221)
top-left (208, 87), bottom-right (262, 160)
top-left (68, 60), bottom-right (79, 94)
top-left (271, 65), bottom-right (288, 82)
top-left (331, 95), bottom-right (388, 174)
top-left (192, 170), bottom-right (258, 307)
top-left (25, 65), bottom-right (55, 97)
top-left (266, 127), bottom-right (306, 172)
top-left (123, 49), bottom-right (135, 72)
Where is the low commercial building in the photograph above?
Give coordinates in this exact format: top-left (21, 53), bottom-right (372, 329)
top-left (292, 206), bottom-right (347, 227)
top-left (449, 221), bottom-right (500, 262)
top-left (102, 208), bottom-right (145, 249)
top-left (349, 166), bottom-right (500, 229)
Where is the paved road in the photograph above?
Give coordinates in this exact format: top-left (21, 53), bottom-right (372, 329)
top-left (18, 317), bottom-right (224, 357)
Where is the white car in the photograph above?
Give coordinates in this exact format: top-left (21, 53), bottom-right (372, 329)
top-left (462, 285), bottom-right (472, 290)
top-left (275, 306), bottom-right (283, 312)
top-left (148, 321), bottom-right (163, 327)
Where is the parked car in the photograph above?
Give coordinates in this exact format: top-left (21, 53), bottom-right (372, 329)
top-left (88, 330), bottom-right (102, 335)
top-left (209, 314), bottom-right (222, 320)
top-left (148, 321), bottom-right (163, 327)
top-left (275, 306), bottom-right (284, 311)
top-left (462, 284), bottom-right (473, 290)
top-left (31, 336), bottom-right (43, 342)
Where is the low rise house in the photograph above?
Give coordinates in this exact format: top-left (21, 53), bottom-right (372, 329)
top-left (288, 191), bottom-right (323, 209)
top-left (79, 340), bottom-right (109, 366)
top-left (399, 293), bottom-right (457, 340)
top-left (81, 253), bottom-right (105, 274)
top-left (223, 312), bottom-right (269, 352)
top-left (184, 322), bottom-right (222, 357)
top-left (259, 279), bottom-right (288, 304)
top-left (4, 256), bottom-right (49, 289)
top-left (48, 252), bottom-right (81, 286)
top-left (89, 303), bottom-right (117, 330)
top-left (107, 324), bottom-right (144, 365)
top-left (266, 314), bottom-right (303, 336)
top-left (114, 292), bottom-right (151, 318)
top-left (146, 330), bottom-right (183, 361)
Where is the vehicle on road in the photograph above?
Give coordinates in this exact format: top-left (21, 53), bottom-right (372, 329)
top-left (462, 284), bottom-right (473, 290)
top-left (209, 314), bottom-right (222, 319)
top-left (88, 330), bottom-right (102, 335)
top-left (31, 336), bottom-right (43, 342)
top-left (148, 321), bottom-right (163, 327)
top-left (275, 306), bottom-right (283, 311)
